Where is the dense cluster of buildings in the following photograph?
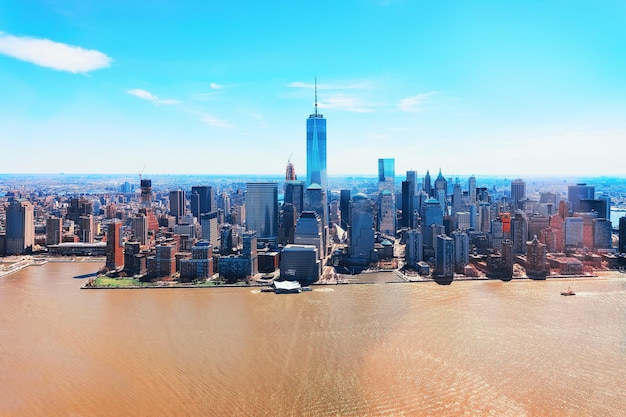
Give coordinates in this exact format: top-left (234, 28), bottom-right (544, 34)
top-left (2, 84), bottom-right (626, 284)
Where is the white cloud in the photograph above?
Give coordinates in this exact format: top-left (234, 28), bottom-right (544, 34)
top-left (0, 31), bottom-right (111, 73)
top-left (287, 80), bottom-right (375, 90)
top-left (210, 83), bottom-right (224, 90)
top-left (250, 112), bottom-right (269, 128)
top-left (397, 91), bottom-right (438, 113)
top-left (200, 114), bottom-right (233, 129)
top-left (319, 94), bottom-right (378, 113)
top-left (126, 89), bottom-right (180, 105)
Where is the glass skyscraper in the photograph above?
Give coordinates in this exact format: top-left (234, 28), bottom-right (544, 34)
top-left (245, 182), bottom-right (278, 242)
top-left (306, 86), bottom-right (327, 191)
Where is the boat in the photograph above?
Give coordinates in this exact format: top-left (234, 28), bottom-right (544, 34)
top-left (273, 280), bottom-right (302, 294)
top-left (561, 287), bottom-right (576, 296)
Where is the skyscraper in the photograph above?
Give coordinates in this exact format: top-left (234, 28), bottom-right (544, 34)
top-left (568, 183), bottom-right (595, 213)
top-left (349, 193), bottom-right (375, 265)
top-left (378, 158), bottom-right (396, 234)
top-left (510, 178), bottom-right (526, 211)
top-left (106, 221), bottom-right (124, 270)
top-left (169, 190), bottom-right (186, 223)
top-left (468, 175), bottom-right (477, 205)
top-left (5, 199), bottom-right (34, 255)
top-left (191, 186), bottom-right (215, 219)
top-left (245, 182), bottom-right (278, 242)
top-left (306, 80), bottom-right (327, 192)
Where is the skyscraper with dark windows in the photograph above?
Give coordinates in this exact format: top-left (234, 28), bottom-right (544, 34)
top-left (169, 190), bottom-right (186, 223)
top-left (191, 186), bottom-right (215, 219)
top-left (510, 179), bottom-right (526, 211)
top-left (568, 183), bottom-right (595, 214)
top-left (245, 182), bottom-right (278, 243)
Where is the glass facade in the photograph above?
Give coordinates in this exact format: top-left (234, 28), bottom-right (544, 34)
top-left (245, 182), bottom-right (278, 240)
top-left (306, 114), bottom-right (327, 191)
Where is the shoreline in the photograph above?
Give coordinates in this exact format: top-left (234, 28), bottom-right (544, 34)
top-left (81, 269), bottom-right (624, 289)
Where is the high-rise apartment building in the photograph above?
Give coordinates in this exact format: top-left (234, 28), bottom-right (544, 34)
top-left (46, 217), bottom-right (63, 247)
top-left (435, 234), bottom-right (454, 279)
top-left (245, 182), bottom-right (278, 242)
top-left (105, 221), bottom-right (124, 270)
top-left (5, 199), bottom-right (34, 255)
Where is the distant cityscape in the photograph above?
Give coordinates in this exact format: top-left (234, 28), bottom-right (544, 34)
top-left (2, 89), bottom-right (626, 285)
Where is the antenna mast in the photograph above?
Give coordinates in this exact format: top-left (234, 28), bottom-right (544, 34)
top-left (314, 77), bottom-right (318, 116)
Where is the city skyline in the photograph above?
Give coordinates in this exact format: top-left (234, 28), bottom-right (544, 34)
top-left (1, 1), bottom-right (626, 177)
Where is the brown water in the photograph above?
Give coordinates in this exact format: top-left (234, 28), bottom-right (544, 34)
top-left (1, 262), bottom-right (625, 416)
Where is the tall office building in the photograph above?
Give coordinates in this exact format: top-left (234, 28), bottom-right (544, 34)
top-left (191, 186), bottom-right (215, 218)
top-left (378, 158), bottom-right (395, 192)
top-left (510, 178), bottom-right (526, 211)
top-left (378, 158), bottom-right (396, 234)
top-left (349, 193), bottom-right (376, 265)
top-left (339, 189), bottom-right (351, 230)
top-left (401, 180), bottom-right (415, 229)
top-left (245, 182), bottom-right (278, 242)
top-left (423, 170), bottom-right (432, 196)
top-left (468, 175), bottom-right (477, 205)
top-left (284, 181), bottom-right (305, 215)
top-left (169, 190), bottom-right (186, 223)
top-left (306, 80), bottom-right (327, 192)
top-left (294, 211), bottom-right (324, 260)
top-left (433, 169), bottom-right (448, 200)
top-left (420, 198), bottom-right (444, 250)
top-left (592, 218), bottom-right (612, 250)
top-left (510, 211), bottom-right (528, 254)
top-left (568, 183), bottom-right (595, 213)
top-left (452, 230), bottom-right (470, 273)
top-left (5, 200), bottom-right (34, 255)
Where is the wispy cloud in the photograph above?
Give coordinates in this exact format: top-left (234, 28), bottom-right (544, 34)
top-left (250, 112), bottom-right (269, 128)
top-left (0, 31), bottom-right (111, 73)
top-left (319, 94), bottom-right (379, 113)
top-left (210, 82), bottom-right (224, 90)
top-left (287, 80), bottom-right (375, 90)
top-left (397, 91), bottom-right (438, 113)
top-left (200, 114), bottom-right (233, 129)
top-left (126, 89), bottom-right (180, 105)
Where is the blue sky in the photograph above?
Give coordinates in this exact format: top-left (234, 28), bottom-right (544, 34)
top-left (1, 0), bottom-right (625, 178)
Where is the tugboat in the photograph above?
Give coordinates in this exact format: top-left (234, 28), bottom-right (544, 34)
top-left (560, 287), bottom-right (576, 296)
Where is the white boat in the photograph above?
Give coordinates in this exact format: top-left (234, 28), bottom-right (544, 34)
top-left (273, 280), bottom-right (302, 294)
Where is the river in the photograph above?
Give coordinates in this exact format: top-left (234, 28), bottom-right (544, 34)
top-left (1, 261), bottom-right (625, 416)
